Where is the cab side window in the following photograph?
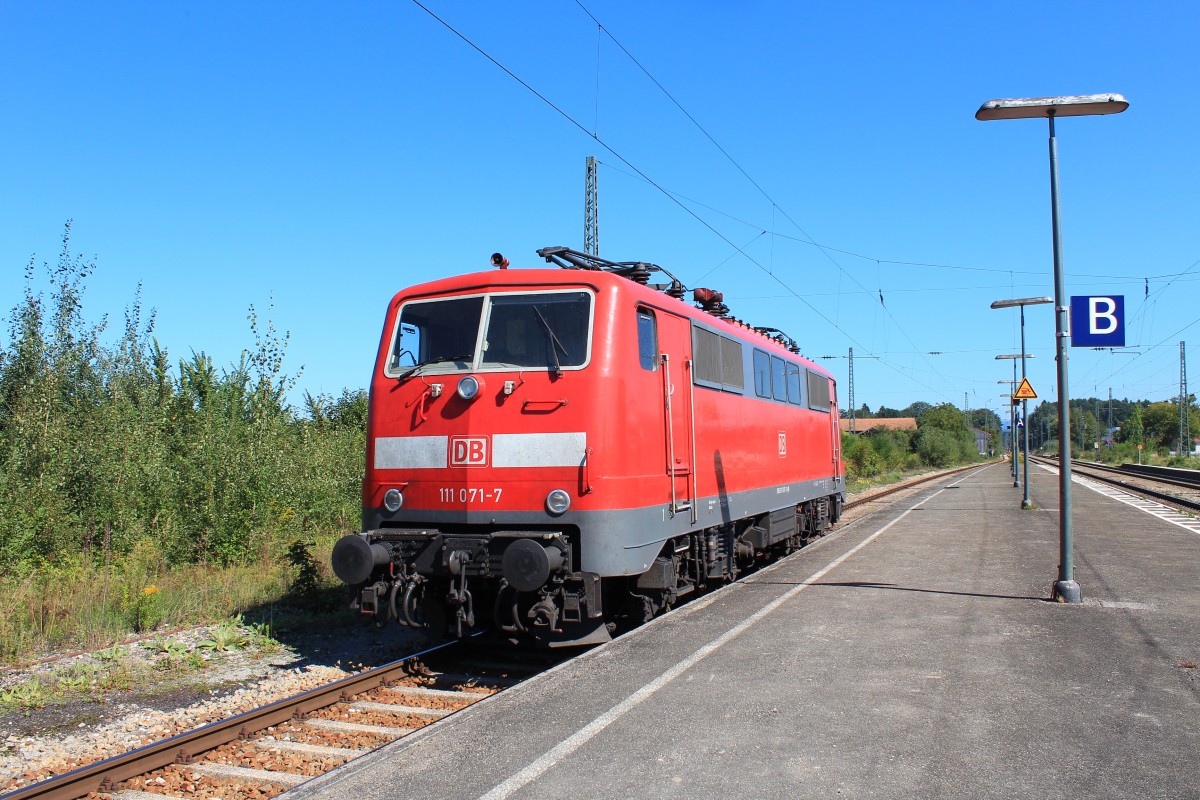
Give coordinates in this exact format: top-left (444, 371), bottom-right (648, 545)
top-left (637, 310), bottom-right (658, 371)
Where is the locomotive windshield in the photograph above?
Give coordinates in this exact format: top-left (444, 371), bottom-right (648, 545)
top-left (480, 292), bottom-right (590, 370)
top-left (389, 295), bottom-right (483, 374)
top-left (387, 290), bottom-right (592, 376)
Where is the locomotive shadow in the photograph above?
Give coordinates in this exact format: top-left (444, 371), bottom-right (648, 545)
top-left (234, 593), bottom-right (435, 671)
top-left (715, 450), bottom-right (732, 525)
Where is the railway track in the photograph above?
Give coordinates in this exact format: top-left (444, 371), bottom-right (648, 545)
top-left (1030, 455), bottom-right (1200, 514)
top-left (1105, 462), bottom-right (1200, 490)
top-left (842, 460), bottom-right (994, 512)
top-left (0, 639), bottom-right (555, 800)
top-left (1, 461), bottom-right (989, 800)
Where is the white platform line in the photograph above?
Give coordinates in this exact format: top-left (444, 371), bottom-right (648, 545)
top-left (476, 467), bottom-right (985, 800)
top-left (1033, 463), bottom-right (1200, 534)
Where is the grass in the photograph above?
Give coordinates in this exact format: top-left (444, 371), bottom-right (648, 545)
top-left (0, 613), bottom-right (299, 713)
top-left (845, 464), bottom-right (969, 495)
top-left (0, 657), bottom-right (138, 714)
top-left (0, 534), bottom-right (343, 668)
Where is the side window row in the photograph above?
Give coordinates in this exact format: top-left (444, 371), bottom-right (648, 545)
top-left (641, 312), bottom-right (829, 413)
top-left (754, 348), bottom-right (822, 409)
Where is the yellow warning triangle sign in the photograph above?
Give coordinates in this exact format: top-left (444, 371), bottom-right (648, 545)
top-left (1013, 377), bottom-right (1038, 400)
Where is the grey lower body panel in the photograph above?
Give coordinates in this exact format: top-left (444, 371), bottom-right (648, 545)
top-left (364, 475), bottom-right (845, 577)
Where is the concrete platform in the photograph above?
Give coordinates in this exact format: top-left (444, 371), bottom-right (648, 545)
top-left (285, 463), bottom-right (1200, 799)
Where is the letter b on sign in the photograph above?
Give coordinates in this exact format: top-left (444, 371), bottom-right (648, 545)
top-left (1070, 295), bottom-right (1125, 347)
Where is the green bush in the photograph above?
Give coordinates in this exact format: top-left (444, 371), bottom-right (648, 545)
top-left (914, 427), bottom-right (959, 468)
top-left (843, 402), bottom-right (984, 482)
top-left (0, 224), bottom-right (364, 577)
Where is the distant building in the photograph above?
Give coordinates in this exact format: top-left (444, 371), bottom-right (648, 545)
top-left (840, 417), bottom-right (918, 434)
top-left (972, 428), bottom-right (990, 456)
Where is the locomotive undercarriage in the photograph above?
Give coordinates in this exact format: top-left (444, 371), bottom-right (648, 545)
top-left (627, 493), bottom-right (842, 622)
top-left (332, 494), bottom-right (843, 648)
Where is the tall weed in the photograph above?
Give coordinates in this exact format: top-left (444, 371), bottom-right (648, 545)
top-left (0, 227), bottom-right (362, 661)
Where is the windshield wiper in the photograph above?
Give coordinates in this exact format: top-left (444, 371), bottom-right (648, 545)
top-left (533, 307), bottom-right (568, 376)
top-left (397, 353), bottom-right (474, 381)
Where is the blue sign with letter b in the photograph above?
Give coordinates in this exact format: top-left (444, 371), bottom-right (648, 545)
top-left (1070, 295), bottom-right (1124, 347)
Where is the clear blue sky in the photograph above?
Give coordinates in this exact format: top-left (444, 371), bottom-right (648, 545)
top-left (3, 1), bottom-right (1197, 422)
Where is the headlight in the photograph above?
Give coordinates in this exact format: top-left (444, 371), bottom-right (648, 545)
top-left (457, 375), bottom-right (483, 401)
top-left (546, 489), bottom-right (571, 515)
top-left (383, 488), bottom-right (404, 512)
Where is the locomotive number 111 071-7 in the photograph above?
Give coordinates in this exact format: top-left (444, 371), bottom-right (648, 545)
top-left (437, 487), bottom-right (504, 503)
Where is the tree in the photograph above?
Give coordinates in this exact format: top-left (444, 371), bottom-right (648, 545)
top-left (1070, 408), bottom-right (1100, 452)
top-left (913, 403), bottom-right (979, 465)
top-left (1116, 405), bottom-right (1143, 446)
top-left (918, 403), bottom-right (968, 433)
top-left (968, 408), bottom-right (1001, 432)
top-left (1142, 402), bottom-right (1181, 449)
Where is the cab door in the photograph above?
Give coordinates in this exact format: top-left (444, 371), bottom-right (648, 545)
top-left (656, 311), bottom-right (694, 517)
top-left (829, 379), bottom-right (844, 477)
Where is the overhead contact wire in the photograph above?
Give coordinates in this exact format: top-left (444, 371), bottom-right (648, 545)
top-left (413, 0), bottom-right (950, 400)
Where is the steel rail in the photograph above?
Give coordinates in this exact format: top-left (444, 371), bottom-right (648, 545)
top-left (0, 638), bottom-right (470, 800)
top-left (1062, 458), bottom-right (1200, 491)
top-left (1116, 462), bottom-right (1200, 489)
top-left (1031, 456), bottom-right (1200, 514)
top-left (1066, 458), bottom-right (1200, 493)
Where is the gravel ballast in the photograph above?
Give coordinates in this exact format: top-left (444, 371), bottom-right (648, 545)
top-left (0, 619), bottom-right (427, 792)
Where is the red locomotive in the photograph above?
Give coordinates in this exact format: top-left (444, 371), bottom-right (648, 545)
top-left (331, 247), bottom-right (846, 647)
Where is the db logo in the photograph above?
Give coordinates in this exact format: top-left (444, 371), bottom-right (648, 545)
top-left (450, 436), bottom-right (489, 467)
top-left (778, 431), bottom-right (787, 457)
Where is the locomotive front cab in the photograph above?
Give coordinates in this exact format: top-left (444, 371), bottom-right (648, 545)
top-left (335, 276), bottom-right (612, 647)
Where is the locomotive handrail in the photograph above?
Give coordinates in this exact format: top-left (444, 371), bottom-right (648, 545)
top-left (521, 398), bottom-right (568, 412)
top-left (581, 447), bottom-right (593, 495)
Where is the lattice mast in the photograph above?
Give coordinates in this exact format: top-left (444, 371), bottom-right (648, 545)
top-left (848, 347), bottom-right (855, 433)
top-left (1182, 341), bottom-right (1190, 454)
top-left (584, 156), bottom-right (598, 256)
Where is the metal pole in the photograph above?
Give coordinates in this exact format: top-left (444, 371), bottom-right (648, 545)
top-left (1049, 112), bottom-right (1080, 603)
top-left (1012, 359), bottom-right (1019, 487)
top-left (584, 156), bottom-right (599, 256)
top-left (1021, 304), bottom-right (1033, 508)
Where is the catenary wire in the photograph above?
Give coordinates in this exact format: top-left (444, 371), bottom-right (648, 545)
top-left (411, 0), bottom-right (956, 401)
top-left (568, 3), bottom-right (963, 393)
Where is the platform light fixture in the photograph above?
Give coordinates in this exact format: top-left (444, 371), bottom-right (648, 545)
top-left (992, 297), bottom-right (1053, 509)
top-left (976, 93), bottom-right (1128, 604)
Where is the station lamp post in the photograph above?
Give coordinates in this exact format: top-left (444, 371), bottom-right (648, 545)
top-left (997, 378), bottom-right (1018, 480)
top-left (992, 297), bottom-right (1052, 509)
top-left (976, 93), bottom-right (1128, 604)
top-left (996, 357), bottom-right (1035, 487)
